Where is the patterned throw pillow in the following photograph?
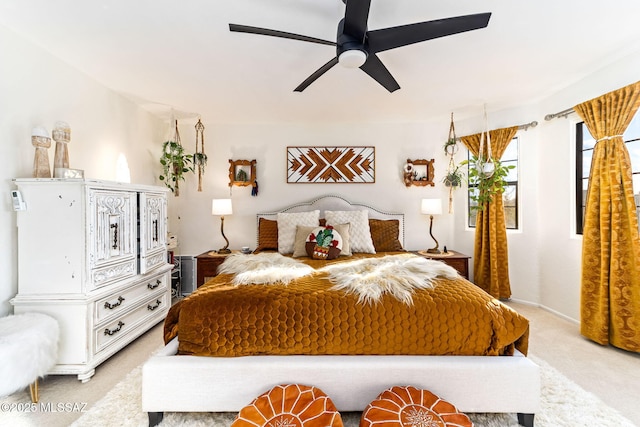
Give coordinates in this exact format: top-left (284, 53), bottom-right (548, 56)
top-left (276, 211), bottom-right (320, 254)
top-left (324, 210), bottom-right (375, 254)
top-left (360, 385), bottom-right (472, 427)
top-left (305, 226), bottom-right (343, 260)
top-left (232, 384), bottom-right (343, 427)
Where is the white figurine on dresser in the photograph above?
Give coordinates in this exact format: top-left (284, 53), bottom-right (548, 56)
top-left (11, 179), bottom-right (172, 382)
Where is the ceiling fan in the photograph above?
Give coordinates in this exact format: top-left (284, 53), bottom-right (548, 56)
top-left (229, 0), bottom-right (491, 93)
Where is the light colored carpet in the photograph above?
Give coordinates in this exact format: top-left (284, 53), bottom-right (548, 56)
top-left (70, 355), bottom-right (635, 427)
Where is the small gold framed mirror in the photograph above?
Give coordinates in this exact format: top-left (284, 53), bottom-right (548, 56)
top-left (229, 159), bottom-right (256, 187)
top-left (404, 158), bottom-right (435, 187)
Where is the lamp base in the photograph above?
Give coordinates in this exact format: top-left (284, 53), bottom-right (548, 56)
top-left (217, 248), bottom-right (231, 254)
top-left (425, 248), bottom-right (441, 254)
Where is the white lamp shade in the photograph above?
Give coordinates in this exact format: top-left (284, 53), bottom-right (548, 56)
top-left (212, 199), bottom-right (233, 216)
top-left (421, 198), bottom-right (442, 215)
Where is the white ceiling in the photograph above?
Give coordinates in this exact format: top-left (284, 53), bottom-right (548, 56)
top-left (2, 0), bottom-right (640, 124)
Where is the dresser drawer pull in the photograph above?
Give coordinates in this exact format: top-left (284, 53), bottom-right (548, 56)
top-left (147, 279), bottom-right (162, 290)
top-left (104, 296), bottom-right (125, 310)
top-left (104, 321), bottom-right (124, 336)
top-left (153, 219), bottom-right (159, 242)
top-left (110, 223), bottom-right (119, 250)
top-left (147, 299), bottom-right (162, 311)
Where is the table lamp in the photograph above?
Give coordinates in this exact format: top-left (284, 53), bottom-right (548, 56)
top-left (212, 199), bottom-right (233, 254)
top-left (421, 198), bottom-right (442, 254)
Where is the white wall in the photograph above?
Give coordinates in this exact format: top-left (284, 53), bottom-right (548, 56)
top-left (167, 121), bottom-right (455, 256)
top-left (0, 24), bottom-right (164, 316)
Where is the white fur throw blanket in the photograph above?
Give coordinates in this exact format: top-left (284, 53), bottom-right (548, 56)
top-left (321, 254), bottom-right (459, 305)
top-left (218, 252), bottom-right (314, 285)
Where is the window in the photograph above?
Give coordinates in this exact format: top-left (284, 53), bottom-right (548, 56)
top-left (576, 114), bottom-right (640, 234)
top-left (468, 137), bottom-right (519, 229)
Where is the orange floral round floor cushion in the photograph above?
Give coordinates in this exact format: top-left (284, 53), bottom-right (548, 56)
top-left (232, 384), bottom-right (344, 427)
top-left (360, 385), bottom-right (472, 427)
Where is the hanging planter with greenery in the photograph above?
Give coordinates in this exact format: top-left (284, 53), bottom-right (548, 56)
top-left (461, 155), bottom-right (514, 210)
top-left (159, 120), bottom-right (194, 196)
top-left (444, 136), bottom-right (458, 156)
top-left (194, 118), bottom-right (207, 192)
top-left (442, 165), bottom-right (464, 188)
top-left (457, 105), bottom-right (514, 211)
top-left (443, 113), bottom-right (462, 213)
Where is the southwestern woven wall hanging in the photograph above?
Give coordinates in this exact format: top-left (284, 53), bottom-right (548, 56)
top-left (287, 146), bottom-right (375, 183)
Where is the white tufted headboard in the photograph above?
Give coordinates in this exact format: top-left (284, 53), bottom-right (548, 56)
top-left (256, 194), bottom-right (405, 248)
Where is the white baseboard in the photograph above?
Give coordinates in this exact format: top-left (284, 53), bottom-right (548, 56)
top-left (509, 297), bottom-right (579, 325)
top-left (539, 304), bottom-right (579, 325)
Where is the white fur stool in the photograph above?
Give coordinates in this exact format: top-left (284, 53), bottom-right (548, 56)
top-left (0, 312), bottom-right (59, 402)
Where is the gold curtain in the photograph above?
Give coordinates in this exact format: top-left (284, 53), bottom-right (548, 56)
top-left (461, 126), bottom-right (518, 299)
top-left (575, 81), bottom-right (640, 352)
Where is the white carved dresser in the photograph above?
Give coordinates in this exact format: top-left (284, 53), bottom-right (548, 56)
top-left (11, 179), bottom-right (172, 382)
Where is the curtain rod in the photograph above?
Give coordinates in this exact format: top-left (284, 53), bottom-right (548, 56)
top-left (456, 120), bottom-right (538, 141)
top-left (518, 120), bottom-right (539, 131)
top-left (544, 108), bottom-right (575, 121)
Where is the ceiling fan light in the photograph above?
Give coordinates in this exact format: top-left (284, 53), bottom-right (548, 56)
top-left (338, 49), bottom-right (367, 68)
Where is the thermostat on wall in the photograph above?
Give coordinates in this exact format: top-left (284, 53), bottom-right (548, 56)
top-left (11, 190), bottom-right (26, 211)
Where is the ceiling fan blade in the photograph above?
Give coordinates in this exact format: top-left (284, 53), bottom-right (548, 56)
top-left (367, 12), bottom-right (491, 53)
top-left (343, 0), bottom-right (372, 42)
top-left (359, 54), bottom-right (400, 93)
top-left (294, 57), bottom-right (339, 92)
top-left (229, 24), bottom-right (336, 46)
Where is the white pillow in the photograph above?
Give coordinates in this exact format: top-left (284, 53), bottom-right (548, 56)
top-left (276, 210), bottom-right (320, 254)
top-left (324, 210), bottom-right (375, 253)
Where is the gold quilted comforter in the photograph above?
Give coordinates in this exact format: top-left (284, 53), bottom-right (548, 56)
top-left (164, 253), bottom-right (529, 357)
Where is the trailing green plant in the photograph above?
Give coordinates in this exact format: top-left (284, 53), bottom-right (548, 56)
top-left (193, 152), bottom-right (207, 192)
top-left (460, 155), bottom-right (514, 211)
top-left (442, 165), bottom-right (465, 188)
top-left (193, 152), bottom-right (208, 172)
top-left (443, 137), bottom-right (458, 155)
top-left (159, 140), bottom-right (194, 196)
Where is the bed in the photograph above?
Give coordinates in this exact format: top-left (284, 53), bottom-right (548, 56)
top-left (142, 195), bottom-right (540, 426)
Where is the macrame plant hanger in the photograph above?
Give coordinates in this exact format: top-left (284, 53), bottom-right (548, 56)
top-left (194, 118), bottom-right (207, 192)
top-left (478, 105), bottom-right (495, 178)
top-left (171, 118), bottom-right (184, 196)
top-left (445, 113), bottom-right (458, 213)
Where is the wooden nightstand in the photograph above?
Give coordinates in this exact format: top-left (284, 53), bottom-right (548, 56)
top-left (195, 250), bottom-right (238, 288)
top-left (415, 250), bottom-right (471, 280)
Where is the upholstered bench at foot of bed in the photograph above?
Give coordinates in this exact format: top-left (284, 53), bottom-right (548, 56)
top-left (142, 338), bottom-right (540, 426)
